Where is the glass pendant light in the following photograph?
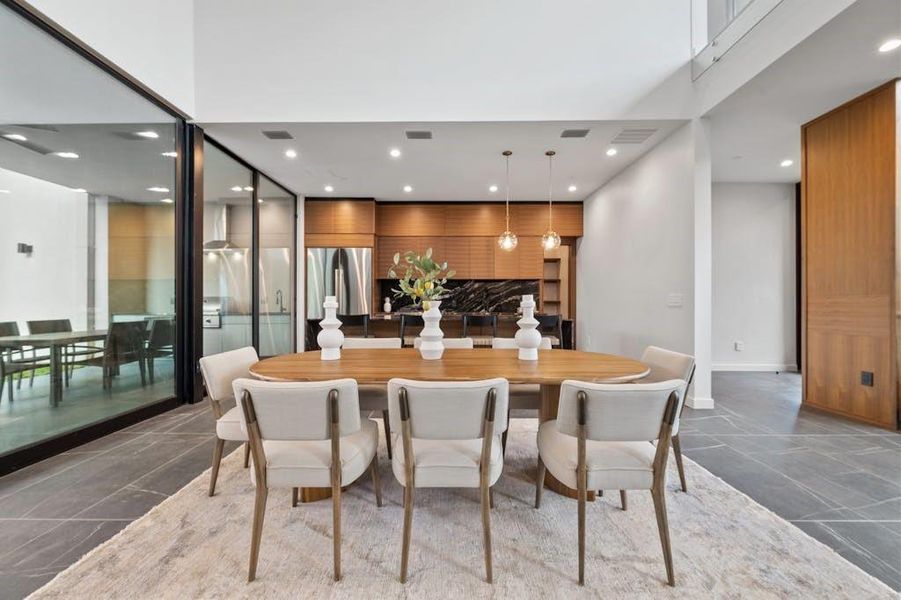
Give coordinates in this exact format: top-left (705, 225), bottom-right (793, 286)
top-left (541, 150), bottom-right (561, 250)
top-left (497, 150), bottom-right (518, 251)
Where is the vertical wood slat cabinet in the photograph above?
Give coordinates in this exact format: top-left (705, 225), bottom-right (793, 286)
top-left (802, 82), bottom-right (898, 429)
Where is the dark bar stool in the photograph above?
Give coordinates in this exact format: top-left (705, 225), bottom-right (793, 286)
top-left (338, 314), bottom-right (370, 338)
top-left (462, 314), bottom-right (498, 347)
top-left (399, 314), bottom-right (424, 347)
top-left (535, 314), bottom-right (563, 348)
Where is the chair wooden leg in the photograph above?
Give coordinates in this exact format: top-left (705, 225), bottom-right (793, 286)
top-left (672, 434), bottom-right (687, 492)
top-left (651, 487), bottom-right (675, 586)
top-left (291, 487), bottom-right (298, 507)
top-left (620, 490), bottom-right (628, 511)
top-left (578, 471), bottom-right (587, 585)
top-left (400, 483), bottom-right (414, 583)
top-left (370, 454), bottom-right (383, 507)
top-left (243, 442), bottom-right (251, 468)
top-left (382, 409), bottom-right (393, 460)
top-left (535, 456), bottom-right (546, 509)
top-left (332, 477), bottom-right (341, 581)
top-left (248, 487), bottom-right (268, 582)
top-left (489, 487), bottom-right (495, 509)
top-left (208, 438), bottom-right (225, 497)
top-left (480, 480), bottom-right (493, 583)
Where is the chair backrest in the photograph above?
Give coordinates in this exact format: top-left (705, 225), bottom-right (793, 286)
top-left (557, 379), bottom-right (684, 442)
top-left (342, 337), bottom-right (402, 349)
top-left (413, 337), bottom-right (474, 349)
top-left (233, 377), bottom-right (361, 440)
top-left (462, 314), bottom-right (497, 337)
top-left (387, 378), bottom-right (509, 439)
top-left (104, 321), bottom-right (147, 363)
top-left (198, 346), bottom-right (260, 403)
top-left (0, 321), bottom-right (20, 337)
top-left (640, 346), bottom-right (695, 433)
top-left (535, 314), bottom-right (562, 338)
top-left (147, 318), bottom-right (175, 349)
top-left (490, 337), bottom-right (552, 350)
top-left (27, 319), bottom-right (72, 334)
top-left (338, 313), bottom-right (369, 337)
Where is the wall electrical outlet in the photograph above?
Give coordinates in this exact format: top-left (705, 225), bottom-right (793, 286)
top-left (861, 371), bottom-right (874, 387)
top-left (734, 341), bottom-right (744, 352)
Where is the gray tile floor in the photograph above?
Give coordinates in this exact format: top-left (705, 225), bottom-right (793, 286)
top-left (0, 371), bottom-right (897, 598)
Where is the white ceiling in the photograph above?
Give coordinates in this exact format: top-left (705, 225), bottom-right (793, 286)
top-left (708, 0), bottom-right (901, 183)
top-left (201, 120), bottom-right (684, 201)
top-left (193, 0), bottom-right (691, 123)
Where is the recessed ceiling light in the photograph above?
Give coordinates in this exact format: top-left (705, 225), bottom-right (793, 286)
top-left (780, 159), bottom-right (794, 167)
top-left (403, 185), bottom-right (413, 193)
top-left (147, 186), bottom-right (169, 193)
top-left (161, 151), bottom-right (177, 158)
top-left (230, 186), bottom-right (243, 192)
top-left (54, 151), bottom-right (79, 159)
top-left (879, 38), bottom-right (901, 53)
top-left (568, 185), bottom-right (578, 192)
top-left (71, 188), bottom-right (87, 193)
top-left (284, 148), bottom-right (298, 159)
top-left (0, 189), bottom-right (10, 194)
top-left (243, 186), bottom-right (254, 192)
top-left (136, 130), bottom-right (159, 139)
top-left (3, 133), bottom-right (26, 141)
top-left (489, 185), bottom-right (498, 193)
top-left (389, 148), bottom-right (402, 158)
top-left (160, 198), bottom-right (173, 204)
top-left (324, 184), bottom-right (334, 192)
top-left (605, 148), bottom-right (618, 157)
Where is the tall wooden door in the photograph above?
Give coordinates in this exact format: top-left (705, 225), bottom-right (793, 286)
top-left (802, 81), bottom-right (898, 429)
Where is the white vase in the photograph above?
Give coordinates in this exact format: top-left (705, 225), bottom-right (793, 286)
top-left (317, 295), bottom-right (344, 360)
top-left (418, 300), bottom-right (444, 360)
top-left (515, 294), bottom-right (541, 361)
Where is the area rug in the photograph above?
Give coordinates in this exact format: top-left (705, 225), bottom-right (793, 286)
top-left (28, 420), bottom-right (896, 599)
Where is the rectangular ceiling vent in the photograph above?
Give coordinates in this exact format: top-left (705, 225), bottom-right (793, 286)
top-left (611, 128), bottom-right (658, 144)
top-left (262, 130), bottom-right (293, 140)
top-left (560, 129), bottom-right (590, 138)
top-left (405, 130), bottom-right (432, 139)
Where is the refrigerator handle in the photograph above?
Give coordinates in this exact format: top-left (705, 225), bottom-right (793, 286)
top-left (335, 266), bottom-right (346, 313)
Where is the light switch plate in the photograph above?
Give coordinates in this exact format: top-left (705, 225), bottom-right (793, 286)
top-left (667, 293), bottom-right (683, 307)
top-left (734, 341), bottom-right (744, 352)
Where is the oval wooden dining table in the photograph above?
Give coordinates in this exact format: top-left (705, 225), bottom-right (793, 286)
top-left (250, 348), bottom-right (649, 502)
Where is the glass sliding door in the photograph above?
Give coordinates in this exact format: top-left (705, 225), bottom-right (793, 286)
top-left (201, 142), bottom-right (253, 356)
top-left (0, 3), bottom-right (181, 457)
top-left (257, 176), bottom-right (295, 356)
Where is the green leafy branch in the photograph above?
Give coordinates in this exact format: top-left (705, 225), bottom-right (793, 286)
top-left (386, 247), bottom-right (455, 310)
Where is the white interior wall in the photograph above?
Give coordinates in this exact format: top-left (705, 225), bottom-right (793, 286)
top-left (712, 182), bottom-right (797, 371)
top-left (576, 125), bottom-right (696, 367)
top-left (0, 167), bottom-right (89, 331)
top-left (26, 0), bottom-right (195, 116)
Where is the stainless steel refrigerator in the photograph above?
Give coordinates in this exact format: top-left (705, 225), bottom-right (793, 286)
top-left (306, 248), bottom-right (372, 320)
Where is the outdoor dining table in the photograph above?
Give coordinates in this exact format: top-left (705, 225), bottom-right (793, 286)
top-left (0, 330), bottom-right (107, 406)
top-left (250, 348), bottom-right (650, 502)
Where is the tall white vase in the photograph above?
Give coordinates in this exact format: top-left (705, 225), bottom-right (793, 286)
top-left (515, 294), bottom-right (541, 361)
top-left (418, 300), bottom-right (445, 360)
top-left (317, 295), bottom-right (344, 360)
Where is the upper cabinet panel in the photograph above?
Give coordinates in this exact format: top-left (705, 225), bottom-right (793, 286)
top-left (305, 199), bottom-right (374, 234)
top-left (375, 202), bottom-right (582, 237)
top-left (376, 204), bottom-right (446, 236)
top-left (511, 203), bottom-right (582, 236)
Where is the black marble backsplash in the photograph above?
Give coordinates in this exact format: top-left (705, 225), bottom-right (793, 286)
top-left (377, 279), bottom-right (539, 313)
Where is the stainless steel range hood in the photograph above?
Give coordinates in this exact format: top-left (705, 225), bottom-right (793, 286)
top-left (203, 202), bottom-right (246, 251)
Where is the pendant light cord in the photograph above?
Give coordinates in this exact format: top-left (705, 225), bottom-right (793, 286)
top-left (505, 152), bottom-right (511, 230)
top-left (546, 151), bottom-right (554, 229)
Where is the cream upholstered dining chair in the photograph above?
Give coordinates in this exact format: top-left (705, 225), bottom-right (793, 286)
top-left (387, 378), bottom-right (509, 584)
top-left (640, 346), bottom-right (695, 492)
top-left (198, 346), bottom-right (259, 496)
top-left (535, 379), bottom-right (684, 586)
top-left (342, 337), bottom-right (402, 459)
top-left (412, 337), bottom-right (474, 349)
top-left (490, 337), bottom-right (553, 452)
top-left (233, 377), bottom-right (381, 582)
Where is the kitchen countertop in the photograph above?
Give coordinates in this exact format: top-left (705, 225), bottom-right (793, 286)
top-left (370, 312), bottom-right (559, 322)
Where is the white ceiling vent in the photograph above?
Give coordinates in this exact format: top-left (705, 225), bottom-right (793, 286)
top-left (262, 130), bottom-right (293, 140)
top-left (405, 130), bottom-right (432, 139)
top-left (560, 129), bottom-right (590, 138)
top-left (611, 128), bottom-right (658, 144)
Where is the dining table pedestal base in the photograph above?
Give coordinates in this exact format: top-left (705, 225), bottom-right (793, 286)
top-left (539, 384), bottom-right (596, 502)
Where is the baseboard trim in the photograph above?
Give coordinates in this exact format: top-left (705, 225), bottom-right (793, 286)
top-left (712, 363), bottom-right (798, 372)
top-left (686, 395), bottom-right (715, 410)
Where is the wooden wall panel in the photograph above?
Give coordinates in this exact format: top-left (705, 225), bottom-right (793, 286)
top-left (304, 199), bottom-right (374, 234)
top-left (518, 237), bottom-right (544, 279)
top-left (445, 204), bottom-right (506, 236)
top-left (469, 237), bottom-right (495, 279)
top-left (802, 82), bottom-right (897, 429)
top-left (305, 233), bottom-right (374, 248)
top-left (443, 237), bottom-right (471, 279)
top-left (376, 204), bottom-right (446, 236)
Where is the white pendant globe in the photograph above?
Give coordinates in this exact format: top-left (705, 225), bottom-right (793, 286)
top-left (541, 230), bottom-right (561, 250)
top-left (497, 231), bottom-right (518, 251)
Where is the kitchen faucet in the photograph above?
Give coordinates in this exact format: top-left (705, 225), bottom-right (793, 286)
top-left (275, 289), bottom-right (285, 313)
